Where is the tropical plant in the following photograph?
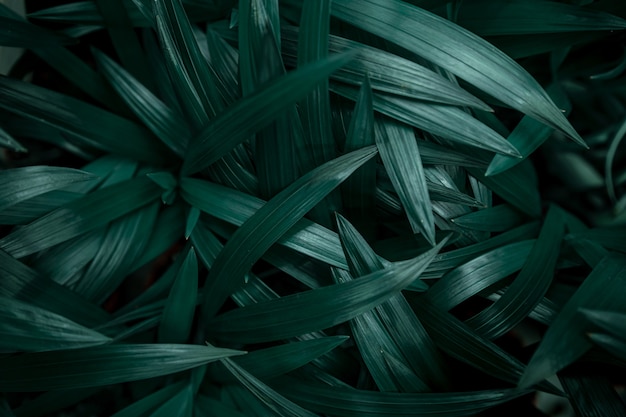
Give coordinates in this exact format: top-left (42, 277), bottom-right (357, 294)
top-left (1, 0), bottom-right (626, 416)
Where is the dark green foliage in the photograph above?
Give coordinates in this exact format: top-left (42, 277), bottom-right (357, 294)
top-left (1, 0), bottom-right (625, 415)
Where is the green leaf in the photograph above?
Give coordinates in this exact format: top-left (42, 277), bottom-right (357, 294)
top-left (73, 202), bottom-right (160, 304)
top-left (486, 84), bottom-right (572, 176)
top-left (181, 176), bottom-right (348, 270)
top-left (0, 344), bottom-right (244, 392)
top-left (214, 21), bottom-right (491, 108)
top-left (330, 0), bottom-right (585, 146)
top-left (342, 76), bottom-right (376, 236)
top-left (0, 177), bottom-right (161, 258)
top-left (158, 248), bottom-right (198, 343)
top-left (0, 76), bottom-right (167, 163)
top-left (28, 2), bottom-right (150, 26)
top-left (181, 51), bottom-right (356, 175)
top-left (12, 388), bottom-right (100, 417)
top-left (0, 125), bottom-right (26, 152)
top-left (94, 0), bottom-right (153, 89)
top-left (111, 382), bottom-right (186, 417)
top-left (150, 384), bottom-right (193, 417)
top-left (559, 374), bottom-right (626, 417)
top-left (238, 0), bottom-right (300, 198)
top-left (0, 15), bottom-right (74, 47)
top-left (0, 250), bottom-right (109, 327)
top-left (580, 309), bottom-right (626, 338)
top-left (212, 336), bottom-right (349, 382)
top-left (567, 227), bottom-right (626, 253)
top-left (451, 204), bottom-right (525, 232)
top-left (222, 358), bottom-right (319, 417)
top-left (333, 268), bottom-right (429, 392)
top-left (273, 377), bottom-right (527, 417)
top-left (411, 300), bottom-right (543, 388)
top-left (0, 296), bottom-right (110, 352)
top-left (587, 333), bottom-right (626, 362)
top-left (467, 161), bottom-right (541, 218)
top-left (456, 0), bottom-right (626, 36)
top-left (336, 213), bottom-right (448, 389)
top-left (197, 146), bottom-right (377, 321)
top-left (464, 205), bottom-right (565, 339)
top-left (0, 166), bottom-right (95, 212)
top-left (297, 0), bottom-right (336, 169)
top-left (332, 84), bottom-right (520, 157)
top-left (195, 395), bottom-right (250, 417)
top-left (154, 0), bottom-right (222, 128)
top-left (94, 49), bottom-right (190, 156)
top-left (375, 119), bottom-right (436, 245)
top-left (426, 239), bottom-right (535, 311)
top-left (520, 254), bottom-right (626, 388)
top-left (209, 239), bottom-right (444, 344)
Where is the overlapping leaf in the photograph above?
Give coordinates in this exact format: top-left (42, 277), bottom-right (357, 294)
top-left (375, 119), bottom-right (436, 245)
top-left (273, 377), bottom-right (527, 417)
top-left (330, 0), bottom-right (585, 145)
top-left (520, 254), bottom-right (626, 388)
top-left (0, 296), bottom-right (110, 352)
top-left (197, 146), bottom-right (377, 322)
top-left (0, 344), bottom-right (244, 392)
top-left (0, 166), bottom-right (95, 212)
top-left (456, 0), bottom-right (626, 36)
top-left (0, 77), bottom-right (167, 163)
top-left (0, 177), bottom-right (161, 258)
top-left (182, 52), bottom-right (355, 175)
top-left (209, 239), bottom-right (444, 344)
top-left (95, 49), bottom-right (190, 156)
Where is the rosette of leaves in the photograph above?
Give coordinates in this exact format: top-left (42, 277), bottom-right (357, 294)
top-left (1, 0), bottom-right (626, 416)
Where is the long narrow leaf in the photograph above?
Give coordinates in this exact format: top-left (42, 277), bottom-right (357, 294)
top-left (222, 358), bottom-right (319, 417)
top-left (209, 240), bottom-right (444, 344)
top-left (198, 146), bottom-right (377, 321)
top-left (158, 248), bottom-right (198, 343)
top-left (0, 296), bottom-right (110, 352)
top-left (94, 49), bottom-right (190, 156)
top-left (0, 77), bottom-right (167, 163)
top-left (0, 167), bottom-right (95, 212)
top-left (520, 254), bottom-right (626, 388)
top-left (330, 0), bottom-right (585, 145)
top-left (376, 119), bottom-right (436, 245)
top-left (182, 52), bottom-right (356, 175)
top-left (464, 205), bottom-right (565, 339)
top-left (0, 344), bottom-right (244, 392)
top-left (180, 178), bottom-right (348, 269)
top-left (273, 377), bottom-right (527, 417)
top-left (0, 177), bottom-right (161, 258)
top-left (0, 250), bottom-right (110, 327)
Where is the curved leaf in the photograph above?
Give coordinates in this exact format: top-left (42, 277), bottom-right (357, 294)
top-left (94, 49), bottom-right (190, 156)
top-left (209, 239), bottom-right (444, 344)
top-left (182, 52), bottom-right (356, 175)
top-left (0, 166), bottom-right (96, 212)
top-left (464, 205), bottom-right (565, 339)
top-left (457, 0), bottom-right (626, 36)
top-left (520, 254), bottom-right (626, 388)
top-left (330, 0), bottom-right (585, 145)
top-left (0, 344), bottom-right (244, 392)
top-left (0, 177), bottom-right (161, 258)
top-left (375, 119), bottom-right (436, 245)
top-left (0, 77), bottom-right (167, 163)
top-left (274, 377), bottom-right (527, 417)
top-left (0, 296), bottom-right (110, 353)
top-left (198, 146), bottom-right (377, 321)
top-left (180, 178), bottom-right (348, 269)
top-left (222, 358), bottom-right (319, 417)
top-left (158, 248), bottom-right (198, 343)
top-left (426, 239), bottom-right (535, 311)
